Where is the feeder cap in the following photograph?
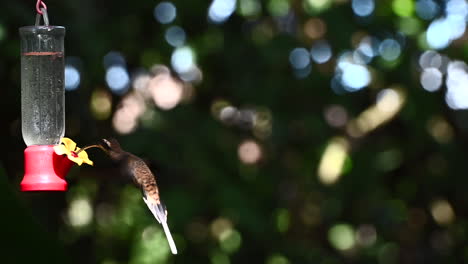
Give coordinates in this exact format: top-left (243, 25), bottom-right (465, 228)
top-left (21, 145), bottom-right (73, 191)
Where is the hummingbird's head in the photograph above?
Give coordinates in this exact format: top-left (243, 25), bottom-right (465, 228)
top-left (100, 138), bottom-right (125, 160)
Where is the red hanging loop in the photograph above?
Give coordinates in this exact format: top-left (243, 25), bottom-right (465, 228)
top-left (36, 0), bottom-right (47, 14)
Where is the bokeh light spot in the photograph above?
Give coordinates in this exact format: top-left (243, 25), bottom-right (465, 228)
top-left (148, 73), bottom-right (184, 110)
top-left (289, 48), bottom-right (311, 69)
top-left (446, 0), bottom-right (468, 18)
top-left (398, 17), bottom-right (422, 36)
top-left (90, 89), bottom-right (112, 120)
top-left (275, 209), bottom-right (290, 233)
top-left (328, 223), bottom-right (355, 251)
top-left (347, 88), bottom-right (405, 137)
top-left (304, 18), bottom-right (327, 39)
top-left (219, 229), bottom-right (242, 253)
top-left (420, 68), bottom-right (442, 92)
top-left (112, 93), bottom-right (145, 134)
top-left (238, 0), bottom-right (262, 17)
top-left (154, 2), bottom-right (177, 24)
top-left (392, 0), bottom-right (414, 17)
top-left (352, 0), bottom-right (375, 17)
top-left (416, 0), bottom-right (439, 20)
top-left (427, 116), bottom-right (454, 144)
top-left (426, 19), bottom-right (453, 50)
top-left (106, 65), bottom-right (130, 94)
top-left (65, 65), bottom-right (80, 91)
top-left (268, 0), bottom-right (290, 17)
top-left (431, 199), bottom-right (455, 226)
top-left (340, 63), bottom-right (371, 91)
top-left (208, 0), bottom-right (237, 23)
top-left (179, 65), bottom-right (203, 83)
top-left (355, 224), bottom-right (377, 247)
top-left (324, 105), bottom-right (348, 128)
top-left (310, 40), bottom-right (332, 64)
top-left (171, 46), bottom-right (195, 74)
top-left (238, 140), bottom-right (262, 164)
top-left (253, 108), bottom-right (273, 137)
top-left (211, 99), bottom-right (231, 118)
top-left (357, 36), bottom-right (379, 60)
top-left (132, 71), bottom-right (151, 92)
top-left (376, 89), bottom-right (401, 113)
top-left (379, 39), bottom-right (401, 61)
top-left (103, 51), bottom-right (126, 69)
top-left (445, 61), bottom-right (468, 110)
top-left (68, 198), bottom-right (93, 228)
top-left (304, 0), bottom-right (332, 14)
top-left (131, 226), bottom-right (170, 264)
top-left (419, 50), bottom-right (442, 70)
top-left (219, 106), bottom-right (238, 124)
top-left (211, 217), bottom-right (233, 239)
top-left (318, 137), bottom-right (349, 185)
top-left (165, 26), bottom-right (186, 47)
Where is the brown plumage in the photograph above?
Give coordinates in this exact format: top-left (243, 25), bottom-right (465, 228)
top-left (100, 138), bottom-right (177, 254)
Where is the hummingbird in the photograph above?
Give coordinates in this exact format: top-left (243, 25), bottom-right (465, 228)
top-left (95, 138), bottom-right (178, 254)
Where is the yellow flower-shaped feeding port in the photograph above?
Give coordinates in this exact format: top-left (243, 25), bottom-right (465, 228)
top-left (54, 137), bottom-right (94, 166)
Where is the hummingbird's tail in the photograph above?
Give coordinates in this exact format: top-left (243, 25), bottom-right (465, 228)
top-left (143, 197), bottom-right (178, 255)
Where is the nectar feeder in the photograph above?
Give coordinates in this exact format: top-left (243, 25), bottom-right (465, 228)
top-left (19, 6), bottom-right (73, 191)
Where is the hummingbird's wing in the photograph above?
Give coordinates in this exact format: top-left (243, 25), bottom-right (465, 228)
top-left (143, 196), bottom-right (178, 255)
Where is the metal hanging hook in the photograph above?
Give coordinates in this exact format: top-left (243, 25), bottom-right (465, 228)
top-left (35, 8), bottom-right (49, 26)
top-left (35, 0), bottom-right (49, 26)
top-left (36, 0), bottom-right (47, 15)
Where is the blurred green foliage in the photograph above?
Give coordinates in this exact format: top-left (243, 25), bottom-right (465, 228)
top-left (2, 0), bottom-right (468, 264)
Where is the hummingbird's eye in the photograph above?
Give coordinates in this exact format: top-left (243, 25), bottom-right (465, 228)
top-left (101, 139), bottom-right (111, 149)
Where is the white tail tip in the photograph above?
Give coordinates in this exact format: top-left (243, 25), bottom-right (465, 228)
top-left (142, 197), bottom-right (178, 254)
top-left (161, 220), bottom-right (178, 254)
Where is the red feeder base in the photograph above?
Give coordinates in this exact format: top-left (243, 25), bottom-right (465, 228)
top-left (21, 145), bottom-right (74, 191)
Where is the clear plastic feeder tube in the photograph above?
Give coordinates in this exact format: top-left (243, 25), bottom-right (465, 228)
top-left (20, 26), bottom-right (65, 146)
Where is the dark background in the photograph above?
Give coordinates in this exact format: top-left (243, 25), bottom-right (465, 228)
top-left (1, 0), bottom-right (468, 263)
